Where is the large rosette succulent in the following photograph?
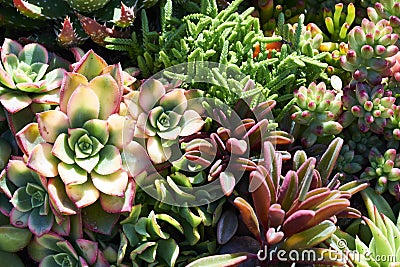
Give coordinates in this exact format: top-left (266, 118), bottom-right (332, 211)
top-left (16, 50), bottom-right (135, 223)
top-left (0, 39), bottom-right (67, 114)
top-left (125, 79), bottom-right (205, 164)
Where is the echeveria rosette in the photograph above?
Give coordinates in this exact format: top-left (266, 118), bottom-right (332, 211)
top-left (126, 79), bottom-right (205, 164)
top-left (0, 159), bottom-right (71, 237)
top-left (340, 18), bottom-right (398, 85)
top-left (361, 147), bottom-right (400, 199)
top-left (0, 39), bottom-right (66, 114)
top-left (291, 82), bottom-right (343, 147)
top-left (340, 82), bottom-right (395, 134)
top-left (28, 232), bottom-right (109, 267)
top-left (16, 50), bottom-right (134, 224)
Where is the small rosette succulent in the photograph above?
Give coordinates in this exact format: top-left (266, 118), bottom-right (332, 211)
top-left (340, 82), bottom-right (395, 134)
top-left (340, 18), bottom-right (399, 85)
top-left (28, 232), bottom-right (109, 266)
top-left (368, 0), bottom-right (400, 35)
top-left (125, 79), bottom-right (205, 164)
top-left (361, 147), bottom-right (400, 198)
top-left (335, 144), bottom-right (364, 178)
top-left (0, 159), bottom-right (70, 237)
top-left (16, 50), bottom-right (135, 217)
top-left (291, 81), bottom-right (343, 147)
top-left (0, 39), bottom-right (66, 114)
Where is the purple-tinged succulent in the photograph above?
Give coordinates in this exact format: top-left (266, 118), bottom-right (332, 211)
top-left (0, 159), bottom-right (71, 237)
top-left (384, 105), bottom-right (400, 146)
top-left (125, 79), bottom-right (205, 164)
top-left (291, 81), bottom-right (343, 147)
top-left (0, 39), bottom-right (67, 114)
top-left (361, 147), bottom-right (400, 199)
top-left (57, 16), bottom-right (85, 48)
top-left (368, 0), bottom-right (400, 35)
top-left (112, 2), bottom-right (135, 28)
top-left (16, 50), bottom-right (135, 223)
top-left (188, 138), bottom-right (367, 266)
top-left (28, 232), bottom-right (109, 266)
top-left (340, 82), bottom-right (395, 134)
top-left (340, 18), bottom-right (398, 85)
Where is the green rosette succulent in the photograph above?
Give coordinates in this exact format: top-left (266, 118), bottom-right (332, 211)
top-left (15, 50), bottom-right (135, 234)
top-left (28, 232), bottom-right (110, 266)
top-left (291, 81), bottom-right (343, 147)
top-left (361, 147), bottom-right (400, 198)
top-left (0, 38), bottom-right (67, 114)
top-left (340, 18), bottom-right (399, 85)
top-left (340, 82), bottom-right (395, 134)
top-left (0, 159), bottom-right (71, 236)
top-left (368, 0), bottom-right (400, 35)
top-left (335, 144), bottom-right (364, 179)
top-left (124, 79), bottom-right (205, 164)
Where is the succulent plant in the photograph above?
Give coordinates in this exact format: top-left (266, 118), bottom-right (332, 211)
top-left (15, 50), bottom-right (135, 234)
top-left (361, 147), bottom-right (400, 198)
top-left (291, 81), bottom-right (343, 147)
top-left (340, 82), bottom-right (395, 134)
top-left (335, 205), bottom-right (400, 266)
top-left (124, 79), bottom-right (205, 164)
top-left (384, 104), bottom-right (400, 147)
top-left (335, 143), bottom-right (364, 179)
top-left (340, 18), bottom-right (399, 85)
top-left (323, 3), bottom-right (356, 42)
top-left (368, 0), bottom-right (400, 36)
top-left (187, 137), bottom-right (367, 266)
top-left (0, 38), bottom-right (67, 114)
top-left (0, 159), bottom-right (72, 236)
top-left (28, 232), bottom-right (110, 266)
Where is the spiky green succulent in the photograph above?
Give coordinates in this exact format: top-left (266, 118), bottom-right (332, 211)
top-left (361, 147), bottom-right (400, 198)
top-left (340, 82), bottom-right (395, 134)
top-left (15, 51), bottom-right (135, 234)
top-left (124, 79), bottom-right (205, 164)
top-left (340, 18), bottom-right (399, 85)
top-left (0, 39), bottom-right (66, 114)
top-left (291, 81), bottom-right (343, 147)
top-left (368, 0), bottom-right (400, 36)
top-left (28, 232), bottom-right (110, 266)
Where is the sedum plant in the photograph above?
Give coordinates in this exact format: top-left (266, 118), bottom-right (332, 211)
top-left (15, 50), bottom-right (135, 234)
top-left (340, 82), bottom-right (395, 134)
top-left (291, 81), bottom-right (343, 147)
top-left (340, 18), bottom-right (399, 85)
top-left (368, 0), bottom-right (400, 35)
top-left (0, 38), bottom-right (67, 114)
top-left (361, 147), bottom-right (400, 198)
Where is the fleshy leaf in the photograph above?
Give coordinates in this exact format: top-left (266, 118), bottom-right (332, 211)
top-left (82, 119), bottom-right (109, 145)
top-left (52, 134), bottom-right (75, 164)
top-left (37, 110), bottom-right (69, 143)
top-left (27, 143), bottom-right (59, 177)
top-left (59, 73), bottom-right (88, 113)
top-left (0, 92), bottom-right (32, 113)
top-left (47, 177), bottom-right (77, 215)
top-left (58, 162), bottom-right (88, 185)
top-left (72, 50), bottom-right (108, 80)
top-left (15, 123), bottom-right (44, 156)
top-left (91, 170), bottom-right (128, 197)
top-left (28, 208), bottom-right (53, 236)
top-left (67, 85), bottom-right (100, 128)
top-left (65, 179), bottom-right (99, 208)
top-left (180, 110), bottom-right (204, 136)
top-left (18, 43), bottom-right (48, 64)
top-left (75, 239), bottom-right (98, 265)
top-left (88, 74), bottom-right (121, 119)
top-left (0, 225), bottom-right (32, 252)
top-left (139, 79), bottom-right (165, 112)
top-left (82, 201), bottom-right (119, 235)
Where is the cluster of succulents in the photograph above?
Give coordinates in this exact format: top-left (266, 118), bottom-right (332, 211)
top-left (5, 0), bottom-right (400, 266)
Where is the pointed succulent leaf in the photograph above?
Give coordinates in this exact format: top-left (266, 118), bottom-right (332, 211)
top-left (91, 170), bottom-right (128, 197)
top-left (7, 159), bottom-right (38, 187)
top-left (10, 209), bottom-right (29, 228)
top-left (59, 73), bottom-right (89, 113)
top-left (75, 239), bottom-right (98, 265)
top-left (93, 145), bottom-right (122, 175)
top-left (317, 137), bottom-right (344, 183)
top-left (65, 179), bottom-right (99, 208)
top-left (82, 119), bottom-right (108, 145)
top-left (52, 134), bottom-right (75, 164)
top-left (278, 170), bottom-right (298, 211)
top-left (75, 155), bottom-right (99, 173)
top-left (12, 0), bottom-right (44, 19)
top-left (112, 2), bottom-right (135, 28)
top-left (28, 208), bottom-right (53, 236)
top-left (72, 50), bottom-right (108, 81)
top-left (67, 85), bottom-right (100, 128)
top-left (47, 177), bottom-right (77, 215)
top-left (27, 143), bottom-right (59, 177)
top-left (82, 201), bottom-right (119, 235)
top-left (18, 43), bottom-right (48, 65)
top-left (0, 92), bottom-right (32, 113)
top-left (123, 140), bottom-right (152, 177)
top-left (180, 110), bottom-right (204, 136)
top-left (58, 163), bottom-right (88, 185)
top-left (139, 79), bottom-right (166, 112)
top-left (249, 169), bottom-right (271, 230)
top-left (1, 39), bottom-right (23, 59)
top-left (157, 238), bottom-right (179, 267)
top-left (217, 210), bottom-right (238, 245)
top-left (37, 110), bottom-right (69, 143)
